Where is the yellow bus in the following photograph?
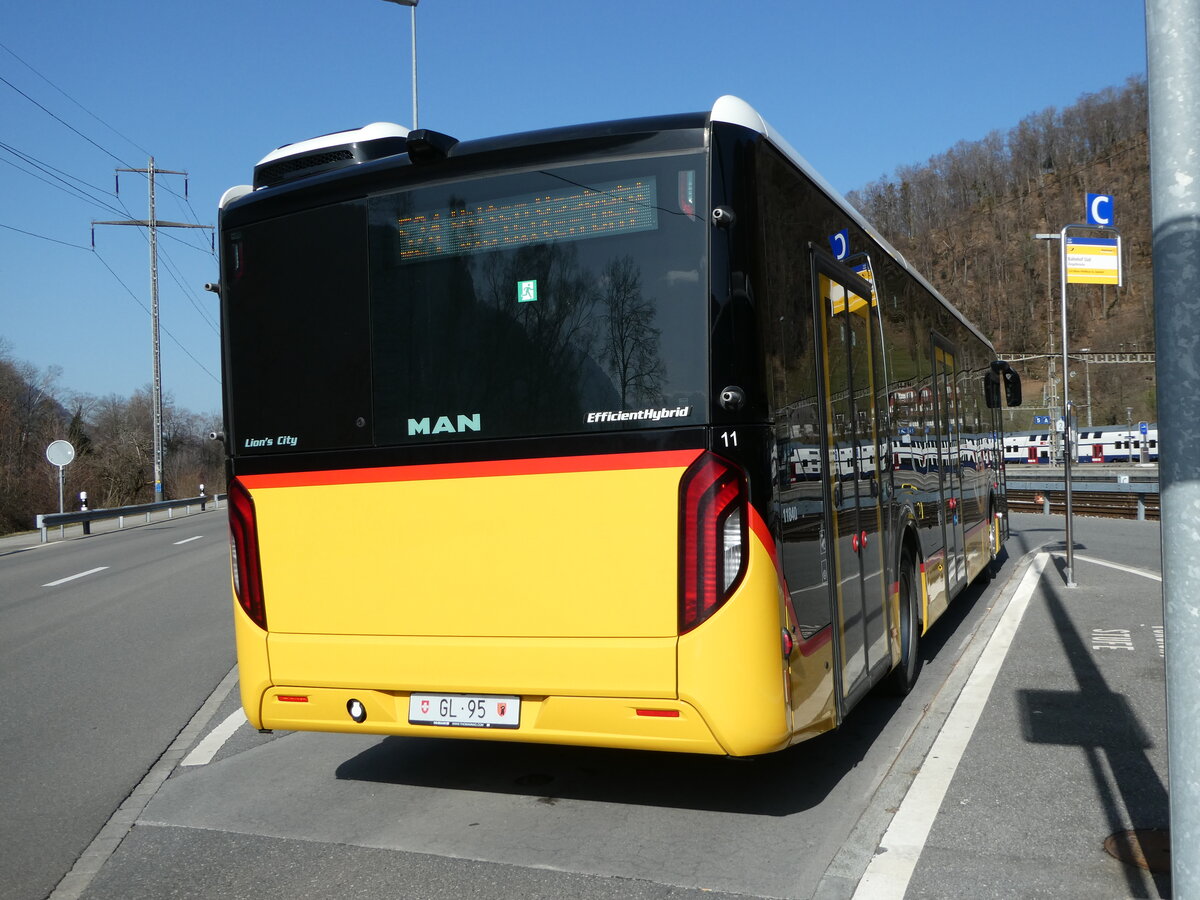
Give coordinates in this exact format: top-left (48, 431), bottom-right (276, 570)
top-left (218, 97), bottom-right (1022, 757)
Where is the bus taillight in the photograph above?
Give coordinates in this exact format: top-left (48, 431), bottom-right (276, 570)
top-left (228, 477), bottom-right (267, 630)
top-left (679, 453), bottom-right (748, 633)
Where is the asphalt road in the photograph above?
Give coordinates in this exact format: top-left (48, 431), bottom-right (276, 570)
top-left (1, 511), bottom-right (1071, 900)
top-left (0, 511), bottom-right (234, 900)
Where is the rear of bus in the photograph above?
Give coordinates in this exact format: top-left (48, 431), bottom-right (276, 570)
top-left (220, 112), bottom-right (796, 757)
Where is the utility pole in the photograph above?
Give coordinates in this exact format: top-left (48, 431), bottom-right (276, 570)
top-left (93, 158), bottom-right (212, 503)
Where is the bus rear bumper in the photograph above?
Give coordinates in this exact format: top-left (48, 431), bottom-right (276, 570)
top-left (255, 686), bottom-right (729, 755)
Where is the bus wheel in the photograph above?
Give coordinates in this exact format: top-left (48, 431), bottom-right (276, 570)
top-left (884, 552), bottom-right (922, 696)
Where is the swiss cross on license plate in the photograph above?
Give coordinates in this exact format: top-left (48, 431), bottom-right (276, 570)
top-left (408, 693), bottom-right (521, 729)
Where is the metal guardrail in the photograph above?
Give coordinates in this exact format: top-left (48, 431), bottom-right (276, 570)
top-left (36, 494), bottom-right (226, 543)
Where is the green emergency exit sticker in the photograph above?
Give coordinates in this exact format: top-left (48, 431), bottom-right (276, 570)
top-left (518, 279), bottom-right (538, 303)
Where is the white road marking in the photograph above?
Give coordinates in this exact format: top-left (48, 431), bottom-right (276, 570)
top-left (181, 707), bottom-right (247, 767)
top-left (852, 552), bottom-right (1050, 900)
top-left (43, 567), bottom-right (109, 587)
top-left (1072, 553), bottom-right (1162, 582)
top-left (173, 536), bottom-right (203, 545)
top-left (1091, 628), bottom-right (1134, 651)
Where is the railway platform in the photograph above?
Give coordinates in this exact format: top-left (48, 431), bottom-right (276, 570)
top-left (840, 511), bottom-right (1169, 899)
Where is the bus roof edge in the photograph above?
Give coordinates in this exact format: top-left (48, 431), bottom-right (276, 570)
top-left (711, 96), bottom-right (992, 353)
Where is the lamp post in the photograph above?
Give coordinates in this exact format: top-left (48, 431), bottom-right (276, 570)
top-left (380, 0), bottom-right (419, 129)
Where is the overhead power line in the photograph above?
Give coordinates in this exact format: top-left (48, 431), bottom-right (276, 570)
top-left (0, 39), bottom-right (152, 158)
top-left (157, 246), bottom-right (220, 334)
top-left (92, 249), bottom-right (220, 384)
top-left (0, 222), bottom-right (220, 381)
top-left (0, 73), bottom-right (135, 170)
top-left (0, 52), bottom-right (197, 216)
top-left (0, 141), bottom-right (127, 217)
top-left (0, 220), bottom-right (91, 250)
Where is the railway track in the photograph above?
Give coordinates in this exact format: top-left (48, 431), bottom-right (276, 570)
top-left (1006, 488), bottom-right (1160, 521)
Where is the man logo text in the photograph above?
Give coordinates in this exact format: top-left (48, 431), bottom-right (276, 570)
top-left (408, 414), bottom-right (482, 436)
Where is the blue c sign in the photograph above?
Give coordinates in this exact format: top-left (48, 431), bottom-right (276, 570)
top-left (829, 229), bottom-right (849, 260)
top-left (1086, 193), bottom-right (1114, 227)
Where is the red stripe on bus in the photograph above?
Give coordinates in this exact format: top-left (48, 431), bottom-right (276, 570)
top-left (237, 449), bottom-right (704, 489)
top-left (798, 625), bottom-right (832, 657)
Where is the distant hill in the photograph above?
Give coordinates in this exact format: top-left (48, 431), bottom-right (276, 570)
top-left (847, 76), bottom-right (1153, 429)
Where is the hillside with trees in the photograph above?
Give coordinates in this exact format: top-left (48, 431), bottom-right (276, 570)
top-left (847, 75), bottom-right (1153, 430)
top-left (0, 341), bottom-right (223, 535)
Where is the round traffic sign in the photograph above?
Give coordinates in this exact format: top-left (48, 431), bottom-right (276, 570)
top-left (46, 440), bottom-right (76, 467)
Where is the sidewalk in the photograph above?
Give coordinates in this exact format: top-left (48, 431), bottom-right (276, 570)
top-left (863, 512), bottom-right (1169, 898)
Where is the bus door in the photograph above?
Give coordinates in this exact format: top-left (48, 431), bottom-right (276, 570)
top-left (815, 254), bottom-right (887, 711)
top-left (932, 339), bottom-right (966, 593)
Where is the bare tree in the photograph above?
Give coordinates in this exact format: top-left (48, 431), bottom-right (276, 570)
top-left (600, 255), bottom-right (664, 407)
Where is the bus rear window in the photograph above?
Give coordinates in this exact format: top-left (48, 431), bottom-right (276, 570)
top-left (368, 156), bottom-right (707, 446)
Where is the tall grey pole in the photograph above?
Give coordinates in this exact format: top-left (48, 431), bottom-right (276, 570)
top-left (380, 0), bottom-right (420, 129)
top-left (147, 158), bottom-right (164, 504)
top-left (410, 2), bottom-right (418, 129)
top-left (1147, 0), bottom-right (1200, 894)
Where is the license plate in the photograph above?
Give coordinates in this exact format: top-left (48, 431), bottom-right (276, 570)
top-left (408, 693), bottom-right (520, 729)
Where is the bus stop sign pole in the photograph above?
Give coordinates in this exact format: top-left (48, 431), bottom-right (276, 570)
top-left (1057, 221), bottom-right (1122, 588)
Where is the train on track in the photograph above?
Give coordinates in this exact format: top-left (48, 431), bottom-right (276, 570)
top-left (1003, 424), bottom-right (1158, 465)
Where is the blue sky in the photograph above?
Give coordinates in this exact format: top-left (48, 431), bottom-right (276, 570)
top-left (2, 0), bottom-right (1148, 417)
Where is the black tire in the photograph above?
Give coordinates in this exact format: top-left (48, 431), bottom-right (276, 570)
top-left (884, 551), bottom-right (923, 696)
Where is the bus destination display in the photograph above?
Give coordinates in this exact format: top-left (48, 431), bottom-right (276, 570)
top-left (394, 176), bottom-right (659, 262)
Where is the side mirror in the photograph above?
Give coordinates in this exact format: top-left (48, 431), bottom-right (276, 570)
top-left (1003, 367), bottom-right (1022, 407)
top-left (986, 360), bottom-right (1023, 408)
